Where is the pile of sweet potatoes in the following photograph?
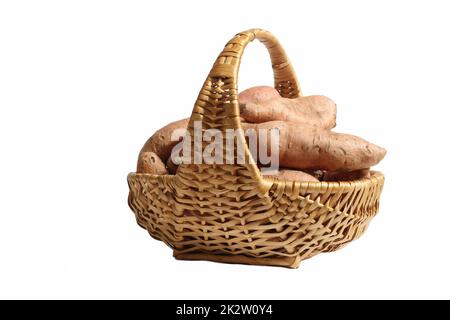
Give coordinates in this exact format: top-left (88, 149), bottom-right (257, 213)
top-left (136, 86), bottom-right (386, 182)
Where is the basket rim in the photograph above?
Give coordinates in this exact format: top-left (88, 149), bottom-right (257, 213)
top-left (127, 170), bottom-right (384, 189)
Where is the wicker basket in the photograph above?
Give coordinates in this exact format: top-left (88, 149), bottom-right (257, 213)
top-left (127, 29), bottom-right (384, 268)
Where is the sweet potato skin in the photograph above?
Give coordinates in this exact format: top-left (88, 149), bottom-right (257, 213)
top-left (166, 156), bottom-right (179, 174)
top-left (265, 169), bottom-right (319, 182)
top-left (137, 151), bottom-right (168, 175)
top-left (243, 121), bottom-right (386, 171)
top-left (139, 118), bottom-right (189, 163)
top-left (323, 169), bottom-right (371, 181)
top-left (240, 95), bottom-right (337, 129)
top-left (238, 86), bottom-right (280, 105)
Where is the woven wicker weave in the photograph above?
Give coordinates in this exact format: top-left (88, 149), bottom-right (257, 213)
top-left (127, 29), bottom-right (384, 268)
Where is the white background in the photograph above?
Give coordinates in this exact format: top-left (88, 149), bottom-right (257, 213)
top-left (1, 0), bottom-right (449, 299)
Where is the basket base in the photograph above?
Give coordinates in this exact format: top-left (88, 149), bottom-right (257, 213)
top-left (173, 251), bottom-right (301, 268)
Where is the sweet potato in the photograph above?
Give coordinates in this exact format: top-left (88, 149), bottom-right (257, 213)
top-left (240, 95), bottom-right (337, 129)
top-left (140, 120), bottom-right (385, 173)
top-left (243, 121), bottom-right (386, 171)
top-left (323, 169), bottom-right (371, 181)
top-left (303, 169), bottom-right (325, 181)
top-left (265, 169), bottom-right (319, 182)
top-left (137, 151), bottom-right (168, 175)
top-left (139, 118), bottom-right (189, 163)
top-left (166, 156), bottom-right (179, 174)
top-left (238, 86), bottom-right (280, 105)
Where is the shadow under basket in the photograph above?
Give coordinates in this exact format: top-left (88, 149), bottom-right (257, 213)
top-left (127, 29), bottom-right (385, 268)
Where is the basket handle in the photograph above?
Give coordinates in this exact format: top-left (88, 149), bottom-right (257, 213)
top-left (176, 29), bottom-right (300, 187)
top-left (209, 28), bottom-right (301, 98)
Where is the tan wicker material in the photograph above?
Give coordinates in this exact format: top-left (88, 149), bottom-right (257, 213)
top-left (127, 29), bottom-right (385, 268)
